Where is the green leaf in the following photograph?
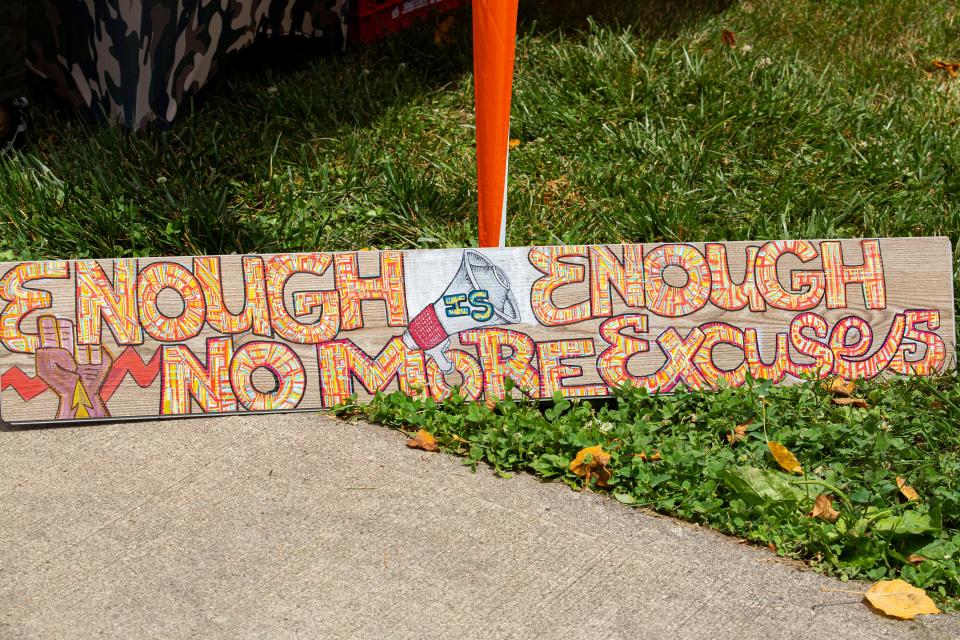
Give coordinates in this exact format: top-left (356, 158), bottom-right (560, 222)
top-left (530, 453), bottom-right (569, 477)
top-left (913, 538), bottom-right (959, 562)
top-left (722, 466), bottom-right (805, 506)
top-left (873, 511), bottom-right (935, 537)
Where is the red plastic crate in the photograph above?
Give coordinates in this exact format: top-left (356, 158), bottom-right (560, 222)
top-left (349, 0), bottom-right (465, 44)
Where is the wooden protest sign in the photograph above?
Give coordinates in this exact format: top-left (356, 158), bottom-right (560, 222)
top-left (0, 237), bottom-right (953, 425)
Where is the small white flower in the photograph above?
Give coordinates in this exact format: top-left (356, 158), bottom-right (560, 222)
top-left (740, 44), bottom-right (753, 53)
top-left (857, 140), bottom-right (869, 150)
top-left (587, 418), bottom-right (614, 434)
top-left (757, 57), bottom-right (773, 69)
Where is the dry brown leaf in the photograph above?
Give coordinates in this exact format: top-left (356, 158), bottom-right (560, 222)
top-left (768, 441), bottom-right (803, 474)
top-left (721, 29), bottom-right (736, 47)
top-left (509, 138), bottom-right (521, 149)
top-left (832, 396), bottom-right (869, 409)
top-left (907, 554), bottom-right (926, 566)
top-left (933, 59), bottom-right (960, 78)
top-left (896, 476), bottom-right (920, 501)
top-left (808, 494), bottom-right (840, 523)
top-left (822, 377), bottom-right (856, 397)
top-left (767, 542), bottom-right (777, 553)
top-left (863, 579), bottom-right (940, 620)
top-left (636, 450), bottom-right (662, 462)
top-left (406, 429), bottom-right (438, 452)
top-left (434, 15), bottom-right (455, 46)
top-left (727, 417), bottom-right (754, 444)
top-left (570, 445), bottom-right (613, 487)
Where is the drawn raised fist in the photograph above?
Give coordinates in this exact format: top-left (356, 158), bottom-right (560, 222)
top-left (34, 316), bottom-right (112, 420)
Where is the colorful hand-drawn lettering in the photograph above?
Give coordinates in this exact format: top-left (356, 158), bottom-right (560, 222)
top-left (0, 239), bottom-right (950, 423)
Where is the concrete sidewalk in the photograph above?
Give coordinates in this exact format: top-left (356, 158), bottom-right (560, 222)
top-left (0, 413), bottom-right (955, 639)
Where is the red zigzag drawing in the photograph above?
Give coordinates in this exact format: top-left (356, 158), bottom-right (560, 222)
top-left (100, 348), bottom-right (162, 401)
top-left (0, 367), bottom-right (48, 402)
top-left (2, 347), bottom-right (162, 403)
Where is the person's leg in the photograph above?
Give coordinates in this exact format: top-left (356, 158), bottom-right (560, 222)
top-left (0, 0), bottom-right (27, 151)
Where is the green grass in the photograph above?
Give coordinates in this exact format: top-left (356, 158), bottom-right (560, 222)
top-left (3, 0), bottom-right (960, 608)
top-left (6, 0), bottom-right (960, 264)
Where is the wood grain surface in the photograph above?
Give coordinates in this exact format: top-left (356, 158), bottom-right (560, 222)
top-left (0, 237), bottom-right (953, 425)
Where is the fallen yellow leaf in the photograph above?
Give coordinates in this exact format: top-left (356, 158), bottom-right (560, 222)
top-left (896, 476), bottom-right (920, 501)
top-left (864, 579), bottom-right (940, 620)
top-left (808, 493), bottom-right (840, 523)
top-left (570, 445), bottom-right (612, 488)
top-left (727, 417), bottom-right (754, 444)
top-left (933, 59), bottom-right (960, 78)
top-left (822, 377), bottom-right (856, 397)
top-left (571, 445), bottom-right (610, 469)
top-left (509, 138), bottom-right (521, 149)
top-left (768, 441), bottom-right (803, 474)
top-left (832, 396), bottom-right (869, 409)
top-left (635, 450), bottom-right (662, 462)
top-left (406, 429), bottom-right (438, 452)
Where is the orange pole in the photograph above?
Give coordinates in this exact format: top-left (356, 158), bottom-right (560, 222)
top-left (473, 0), bottom-right (519, 248)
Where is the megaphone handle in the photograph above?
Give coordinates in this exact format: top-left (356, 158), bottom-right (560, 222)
top-left (428, 339), bottom-right (454, 374)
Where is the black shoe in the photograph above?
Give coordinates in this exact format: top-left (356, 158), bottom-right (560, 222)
top-left (0, 97), bottom-right (28, 153)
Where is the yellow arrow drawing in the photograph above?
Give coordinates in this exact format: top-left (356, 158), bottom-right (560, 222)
top-left (72, 380), bottom-right (93, 419)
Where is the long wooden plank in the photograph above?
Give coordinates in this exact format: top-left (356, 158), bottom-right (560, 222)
top-left (0, 238), bottom-right (953, 424)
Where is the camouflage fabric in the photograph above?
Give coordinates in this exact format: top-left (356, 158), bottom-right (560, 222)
top-left (26, 0), bottom-right (348, 129)
top-left (0, 0), bottom-right (26, 101)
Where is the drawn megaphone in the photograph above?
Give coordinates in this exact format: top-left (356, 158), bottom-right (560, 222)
top-left (402, 250), bottom-right (520, 373)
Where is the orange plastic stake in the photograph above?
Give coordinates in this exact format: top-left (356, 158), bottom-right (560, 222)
top-left (472, 0), bottom-right (519, 247)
